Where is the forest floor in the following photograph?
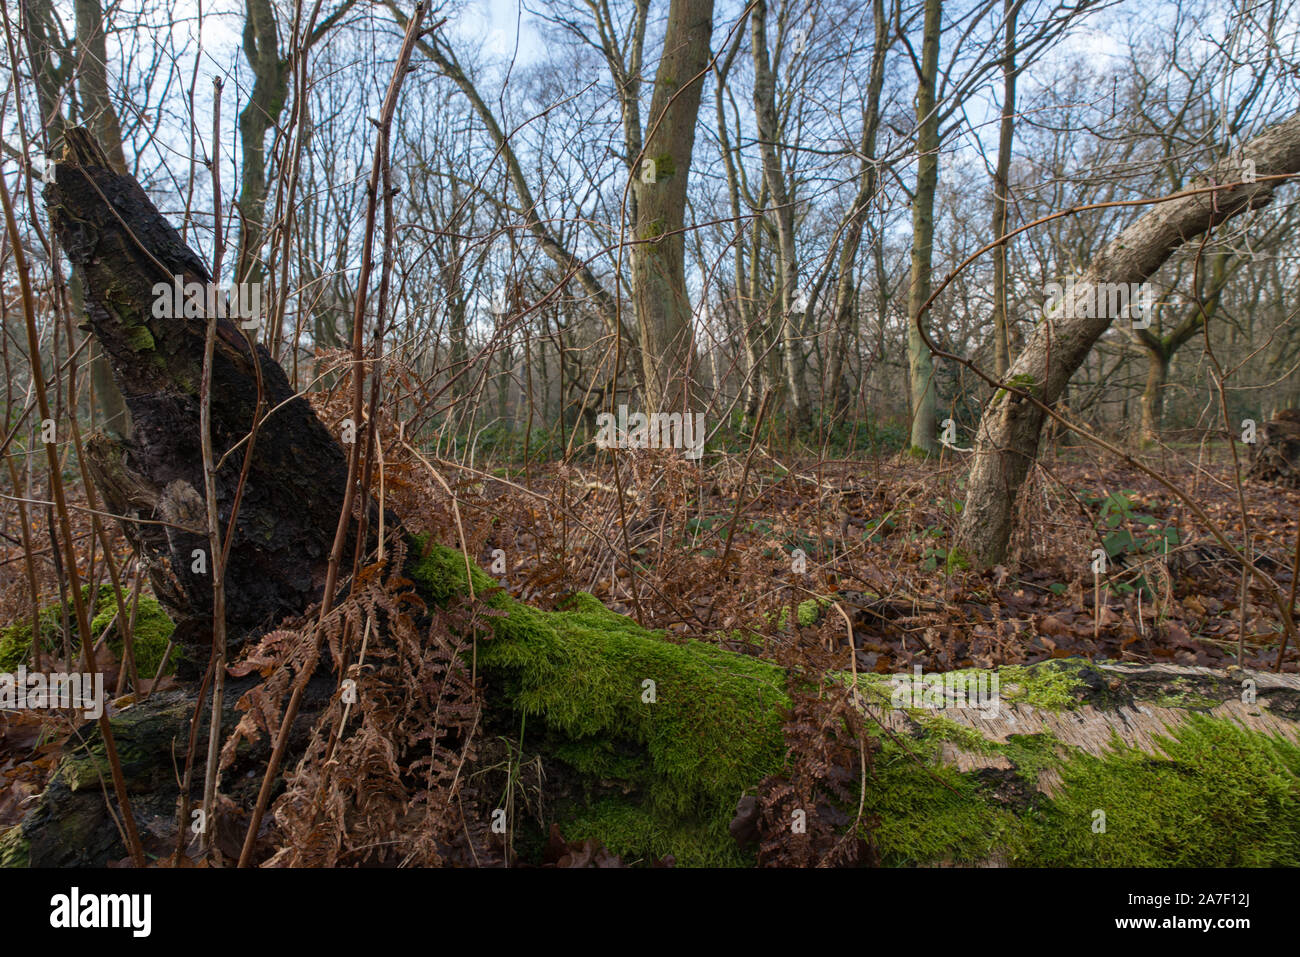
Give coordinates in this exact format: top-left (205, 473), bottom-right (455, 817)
top-left (2, 436), bottom-right (1298, 849)
top-left (402, 440), bottom-right (1300, 677)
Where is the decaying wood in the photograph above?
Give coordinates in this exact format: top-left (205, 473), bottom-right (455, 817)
top-left (883, 662), bottom-right (1300, 785)
top-left (11, 656), bottom-right (1297, 866)
top-left (1246, 409), bottom-right (1300, 488)
top-left (46, 128), bottom-right (360, 666)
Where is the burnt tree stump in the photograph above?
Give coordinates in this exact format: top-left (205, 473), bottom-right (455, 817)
top-left (46, 128), bottom-right (357, 668)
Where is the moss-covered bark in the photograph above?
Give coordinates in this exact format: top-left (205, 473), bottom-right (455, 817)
top-left (412, 544), bottom-right (1300, 867)
top-left (0, 584), bottom-right (176, 676)
top-left (408, 538), bottom-right (789, 865)
top-left (7, 549), bottom-right (1299, 867)
top-left (855, 659), bottom-right (1300, 865)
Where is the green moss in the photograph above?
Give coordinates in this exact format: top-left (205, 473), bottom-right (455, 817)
top-left (549, 736), bottom-right (647, 782)
top-left (998, 732), bottom-right (1067, 788)
top-left (90, 590), bottom-right (175, 678)
top-left (1145, 691), bottom-right (1221, 711)
top-left (0, 827), bottom-right (29, 868)
top-left (999, 661), bottom-right (1085, 711)
top-left (846, 672), bottom-right (897, 708)
top-left (993, 372), bottom-right (1038, 404)
top-left (408, 537), bottom-right (790, 864)
top-left (858, 704), bottom-right (1300, 866)
top-left (1134, 676), bottom-right (1223, 711)
top-left (124, 324), bottom-right (155, 352)
top-left (867, 726), bottom-right (1023, 865)
top-left (944, 548), bottom-right (971, 572)
top-left (0, 585), bottom-right (176, 676)
top-left (106, 299), bottom-right (155, 353)
top-left (914, 713), bottom-right (997, 755)
top-left (0, 622), bottom-right (34, 672)
top-left (561, 796), bottom-right (746, 867)
top-left (1022, 716), bottom-right (1300, 866)
top-left (771, 597), bottom-right (829, 629)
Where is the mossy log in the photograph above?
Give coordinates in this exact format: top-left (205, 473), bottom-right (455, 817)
top-left (0, 584), bottom-right (176, 676)
top-left (855, 660), bottom-right (1300, 865)
top-left (6, 562), bottom-right (1299, 867)
top-left (12, 130), bottom-right (1298, 867)
top-left (409, 549), bottom-right (1300, 866)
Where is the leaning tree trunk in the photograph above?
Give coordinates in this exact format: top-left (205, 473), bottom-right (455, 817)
top-left (46, 129), bottom-right (357, 667)
top-left (958, 111), bottom-right (1300, 566)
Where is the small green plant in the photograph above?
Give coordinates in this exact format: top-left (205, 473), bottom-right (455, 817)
top-left (992, 372), bottom-right (1037, 404)
top-left (864, 512), bottom-right (897, 542)
top-left (921, 547), bottom-right (971, 574)
top-left (1080, 489), bottom-right (1180, 597)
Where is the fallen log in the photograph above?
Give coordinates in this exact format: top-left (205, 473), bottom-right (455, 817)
top-left (1246, 409), bottom-right (1300, 488)
top-left (5, 615), bottom-right (1298, 866)
top-left (5, 130), bottom-right (1298, 867)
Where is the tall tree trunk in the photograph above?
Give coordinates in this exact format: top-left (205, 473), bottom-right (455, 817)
top-left (235, 0), bottom-right (290, 315)
top-left (906, 0), bottom-right (943, 454)
top-left (828, 0), bottom-right (890, 420)
top-left (990, 0), bottom-right (1019, 378)
top-left (957, 112), bottom-right (1300, 566)
top-left (1138, 345), bottom-right (1169, 444)
top-left (751, 0), bottom-right (810, 428)
top-left (631, 0), bottom-right (714, 413)
top-left (825, 270), bottom-right (855, 420)
top-left (746, 184), bottom-right (772, 417)
top-left (20, 0), bottom-right (68, 145)
top-left (714, 40), bottom-right (762, 418)
top-left (72, 0), bottom-right (126, 170)
top-left (74, 0), bottom-right (131, 439)
top-left (497, 326), bottom-right (512, 429)
top-left (1134, 250), bottom-right (1233, 446)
